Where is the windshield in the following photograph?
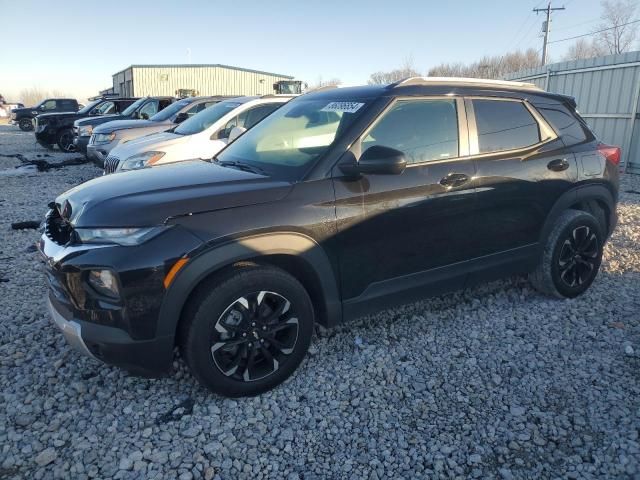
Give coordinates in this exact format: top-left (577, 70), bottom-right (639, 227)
top-left (122, 98), bottom-right (146, 116)
top-left (217, 98), bottom-right (369, 179)
top-left (175, 100), bottom-right (244, 135)
top-left (151, 99), bottom-right (192, 122)
top-left (78, 100), bottom-right (101, 114)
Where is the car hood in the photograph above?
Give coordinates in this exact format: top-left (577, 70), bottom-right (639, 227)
top-left (94, 119), bottom-right (163, 134)
top-left (75, 114), bottom-right (121, 127)
top-left (54, 160), bottom-right (291, 227)
top-left (111, 131), bottom-right (184, 157)
top-left (37, 112), bottom-right (83, 121)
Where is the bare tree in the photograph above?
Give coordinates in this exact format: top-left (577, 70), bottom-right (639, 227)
top-left (368, 57), bottom-right (421, 84)
top-left (563, 38), bottom-right (608, 60)
top-left (427, 48), bottom-right (540, 79)
top-left (18, 88), bottom-right (70, 106)
top-left (309, 76), bottom-right (342, 89)
top-left (597, 0), bottom-right (638, 54)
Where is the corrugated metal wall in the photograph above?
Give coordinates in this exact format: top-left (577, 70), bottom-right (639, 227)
top-left (505, 51), bottom-right (640, 173)
top-left (111, 65), bottom-right (292, 98)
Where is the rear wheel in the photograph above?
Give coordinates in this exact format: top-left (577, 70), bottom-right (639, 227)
top-left (18, 118), bottom-right (33, 131)
top-left (56, 128), bottom-right (75, 152)
top-left (179, 264), bottom-right (314, 397)
top-left (530, 209), bottom-right (604, 298)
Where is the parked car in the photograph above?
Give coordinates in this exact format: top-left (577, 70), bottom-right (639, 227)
top-left (73, 97), bottom-right (175, 156)
top-left (11, 98), bottom-right (79, 131)
top-left (87, 96), bottom-right (229, 166)
top-left (103, 95), bottom-right (292, 174)
top-left (39, 78), bottom-right (619, 397)
top-left (35, 97), bottom-right (139, 152)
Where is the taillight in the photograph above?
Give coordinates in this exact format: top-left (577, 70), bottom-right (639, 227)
top-left (598, 144), bottom-right (621, 166)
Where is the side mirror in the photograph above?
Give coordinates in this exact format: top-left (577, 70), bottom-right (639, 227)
top-left (228, 126), bottom-right (246, 142)
top-left (140, 112), bottom-right (149, 120)
top-left (174, 112), bottom-right (189, 124)
top-left (39, 105), bottom-right (46, 110)
top-left (340, 145), bottom-right (407, 176)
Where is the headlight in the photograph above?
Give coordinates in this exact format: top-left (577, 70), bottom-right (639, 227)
top-left (93, 132), bottom-right (115, 144)
top-left (78, 125), bottom-right (93, 137)
top-left (74, 226), bottom-right (168, 246)
top-left (119, 151), bottom-right (166, 171)
top-left (88, 269), bottom-right (120, 298)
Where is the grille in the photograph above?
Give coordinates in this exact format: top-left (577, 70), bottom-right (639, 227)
top-left (104, 155), bottom-right (120, 174)
top-left (45, 208), bottom-right (74, 245)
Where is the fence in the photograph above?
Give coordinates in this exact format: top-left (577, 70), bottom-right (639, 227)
top-left (505, 51), bottom-right (640, 174)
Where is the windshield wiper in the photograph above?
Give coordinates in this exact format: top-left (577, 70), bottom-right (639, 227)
top-left (216, 159), bottom-right (266, 175)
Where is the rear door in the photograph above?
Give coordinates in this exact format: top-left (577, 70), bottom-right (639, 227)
top-left (332, 96), bottom-right (478, 310)
top-left (467, 97), bottom-right (577, 268)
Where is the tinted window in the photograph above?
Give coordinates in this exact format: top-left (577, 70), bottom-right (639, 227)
top-left (244, 104), bottom-right (281, 129)
top-left (59, 100), bottom-right (76, 110)
top-left (175, 100), bottom-right (244, 135)
top-left (363, 99), bottom-right (459, 164)
top-left (94, 101), bottom-right (115, 115)
top-left (41, 100), bottom-right (56, 111)
top-left (537, 105), bottom-right (588, 146)
top-left (139, 100), bottom-right (159, 119)
top-left (150, 99), bottom-right (192, 122)
top-left (473, 100), bottom-right (540, 153)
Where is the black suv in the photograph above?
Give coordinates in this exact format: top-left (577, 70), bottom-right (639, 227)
top-left (73, 97), bottom-right (175, 156)
top-left (39, 78), bottom-right (619, 397)
top-left (11, 98), bottom-right (79, 131)
top-left (35, 97), bottom-right (138, 152)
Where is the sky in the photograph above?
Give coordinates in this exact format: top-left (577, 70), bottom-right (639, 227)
top-left (1, 0), bottom-right (611, 103)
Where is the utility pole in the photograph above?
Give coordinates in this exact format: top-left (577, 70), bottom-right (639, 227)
top-left (534, 3), bottom-right (565, 66)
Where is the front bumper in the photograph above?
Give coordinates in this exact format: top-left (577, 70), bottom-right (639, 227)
top-left (48, 296), bottom-right (96, 360)
top-left (73, 135), bottom-right (90, 155)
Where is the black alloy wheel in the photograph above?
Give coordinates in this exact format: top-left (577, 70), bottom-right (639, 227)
top-left (211, 291), bottom-right (299, 382)
top-left (19, 118), bottom-right (33, 131)
top-left (57, 129), bottom-right (76, 152)
top-left (557, 225), bottom-right (599, 288)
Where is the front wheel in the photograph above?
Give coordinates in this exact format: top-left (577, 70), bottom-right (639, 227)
top-left (529, 209), bottom-right (604, 298)
top-left (179, 264), bottom-right (314, 397)
top-left (56, 128), bottom-right (75, 152)
top-left (18, 118), bottom-right (33, 131)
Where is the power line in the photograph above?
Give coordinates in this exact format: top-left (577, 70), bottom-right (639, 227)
top-left (549, 19), bottom-right (640, 43)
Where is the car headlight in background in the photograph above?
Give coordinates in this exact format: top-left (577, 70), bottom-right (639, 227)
top-left (78, 125), bottom-right (93, 137)
top-left (75, 226), bottom-right (169, 246)
top-left (119, 151), bottom-right (166, 171)
top-left (92, 132), bottom-right (116, 144)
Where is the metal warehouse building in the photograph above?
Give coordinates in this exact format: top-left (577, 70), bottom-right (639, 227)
top-left (505, 51), bottom-right (640, 174)
top-left (110, 64), bottom-right (294, 98)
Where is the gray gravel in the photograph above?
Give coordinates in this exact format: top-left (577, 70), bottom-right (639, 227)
top-left (1, 124), bottom-right (639, 479)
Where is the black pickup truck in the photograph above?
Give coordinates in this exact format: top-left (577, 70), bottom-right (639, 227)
top-left (73, 97), bottom-right (175, 156)
top-left (11, 98), bottom-right (79, 131)
top-left (35, 97), bottom-right (138, 152)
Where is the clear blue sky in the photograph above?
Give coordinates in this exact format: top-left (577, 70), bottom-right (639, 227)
top-left (2, 0), bottom-right (610, 102)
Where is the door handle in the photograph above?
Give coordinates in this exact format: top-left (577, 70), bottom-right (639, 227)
top-left (547, 158), bottom-right (569, 172)
top-left (439, 172), bottom-right (470, 188)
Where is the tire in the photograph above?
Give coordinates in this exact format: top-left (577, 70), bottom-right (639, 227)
top-left (529, 209), bottom-right (604, 298)
top-left (56, 128), bottom-right (75, 153)
top-left (18, 118), bottom-right (33, 131)
top-left (179, 264), bottom-right (314, 397)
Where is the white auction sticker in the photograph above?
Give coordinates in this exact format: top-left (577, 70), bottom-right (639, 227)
top-left (320, 102), bottom-right (365, 113)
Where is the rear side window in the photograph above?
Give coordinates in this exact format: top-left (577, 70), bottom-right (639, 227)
top-left (472, 99), bottom-right (540, 153)
top-left (363, 99), bottom-right (459, 164)
top-left (244, 104), bottom-right (281, 129)
top-left (536, 105), bottom-right (589, 146)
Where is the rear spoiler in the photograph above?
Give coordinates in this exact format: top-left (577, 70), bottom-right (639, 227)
top-left (556, 93), bottom-right (577, 109)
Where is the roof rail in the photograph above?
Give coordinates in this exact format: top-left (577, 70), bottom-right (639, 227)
top-left (389, 76), bottom-right (542, 91)
top-left (259, 94), bottom-right (299, 98)
top-left (305, 85), bottom-right (341, 93)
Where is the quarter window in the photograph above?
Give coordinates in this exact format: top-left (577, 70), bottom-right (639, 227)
top-left (472, 99), bottom-right (540, 153)
top-left (363, 99), bottom-right (459, 164)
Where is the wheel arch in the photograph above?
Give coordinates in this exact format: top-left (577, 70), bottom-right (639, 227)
top-left (156, 232), bottom-right (342, 342)
top-left (541, 183), bottom-right (615, 243)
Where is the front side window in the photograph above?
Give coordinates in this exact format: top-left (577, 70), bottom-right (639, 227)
top-left (95, 101), bottom-right (115, 115)
top-left (150, 99), bottom-right (192, 122)
top-left (41, 100), bottom-right (56, 110)
top-left (216, 98), bottom-right (369, 179)
top-left (80, 100), bottom-right (102, 114)
top-left (139, 100), bottom-right (159, 119)
top-left (363, 99), bottom-right (459, 164)
top-left (473, 99), bottom-right (540, 153)
top-left (121, 98), bottom-right (147, 117)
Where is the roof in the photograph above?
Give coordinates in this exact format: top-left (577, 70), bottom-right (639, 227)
top-left (112, 64), bottom-right (294, 80)
top-left (391, 77), bottom-right (542, 91)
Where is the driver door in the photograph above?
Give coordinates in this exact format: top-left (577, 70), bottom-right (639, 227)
top-left (332, 97), bottom-right (478, 314)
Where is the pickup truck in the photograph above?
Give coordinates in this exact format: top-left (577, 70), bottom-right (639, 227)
top-left (11, 98), bottom-right (79, 131)
top-left (35, 97), bottom-right (138, 152)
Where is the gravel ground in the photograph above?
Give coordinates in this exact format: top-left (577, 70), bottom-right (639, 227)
top-left (0, 124), bottom-right (639, 479)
